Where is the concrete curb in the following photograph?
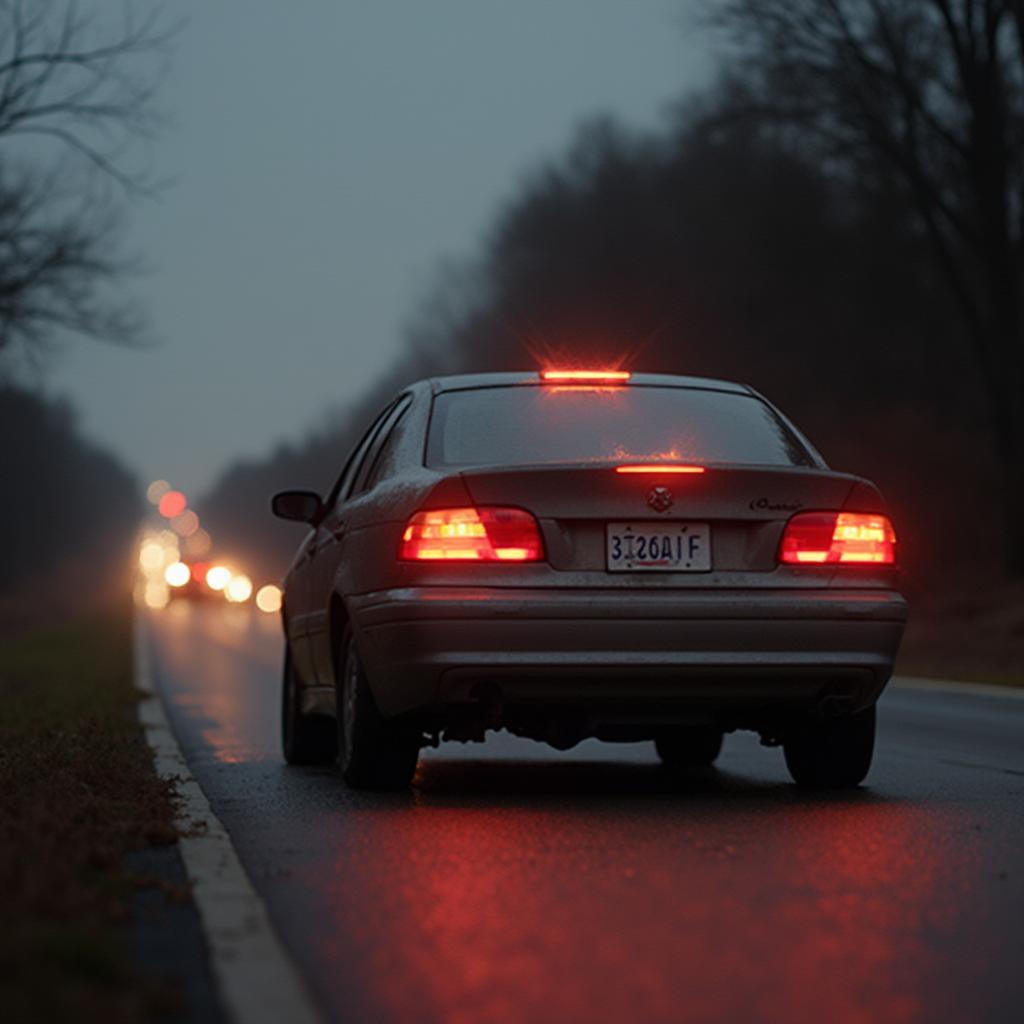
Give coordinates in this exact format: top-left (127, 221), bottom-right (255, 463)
top-left (134, 613), bottom-right (323, 1024)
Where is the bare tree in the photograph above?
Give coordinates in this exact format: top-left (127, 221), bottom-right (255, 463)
top-left (0, 0), bottom-right (173, 363)
top-left (711, 0), bottom-right (1024, 574)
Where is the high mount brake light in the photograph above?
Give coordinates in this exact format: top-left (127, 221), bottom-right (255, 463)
top-left (400, 507), bottom-right (544, 561)
top-left (539, 370), bottom-right (631, 383)
top-left (780, 512), bottom-right (896, 565)
top-left (615, 464), bottom-right (705, 474)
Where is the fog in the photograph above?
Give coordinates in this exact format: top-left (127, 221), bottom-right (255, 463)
top-left (44, 1), bottom-right (709, 495)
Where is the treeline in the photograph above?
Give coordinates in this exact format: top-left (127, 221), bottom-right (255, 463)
top-left (202, 96), bottom-right (999, 591)
top-left (0, 384), bottom-right (139, 626)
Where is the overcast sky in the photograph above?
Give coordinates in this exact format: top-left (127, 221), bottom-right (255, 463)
top-left (46, 1), bottom-right (711, 497)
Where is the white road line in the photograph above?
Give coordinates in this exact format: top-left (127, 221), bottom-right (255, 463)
top-left (892, 675), bottom-right (1024, 701)
top-left (134, 613), bottom-right (323, 1024)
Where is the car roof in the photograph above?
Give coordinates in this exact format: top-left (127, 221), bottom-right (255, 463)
top-left (426, 371), bottom-right (753, 395)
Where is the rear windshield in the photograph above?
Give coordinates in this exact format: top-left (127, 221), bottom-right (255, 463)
top-left (426, 385), bottom-right (814, 468)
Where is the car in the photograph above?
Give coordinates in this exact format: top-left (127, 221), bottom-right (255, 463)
top-left (272, 370), bottom-right (906, 790)
top-left (167, 561), bottom-right (217, 602)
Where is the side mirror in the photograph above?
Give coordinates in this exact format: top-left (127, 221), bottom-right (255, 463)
top-left (271, 490), bottom-right (324, 524)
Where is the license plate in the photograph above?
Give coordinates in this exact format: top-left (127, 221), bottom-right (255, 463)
top-left (606, 522), bottom-right (711, 572)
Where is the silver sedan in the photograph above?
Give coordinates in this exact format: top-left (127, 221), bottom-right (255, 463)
top-left (273, 371), bottom-right (906, 790)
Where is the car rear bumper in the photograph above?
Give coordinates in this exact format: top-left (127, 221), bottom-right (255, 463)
top-left (349, 586), bottom-right (907, 719)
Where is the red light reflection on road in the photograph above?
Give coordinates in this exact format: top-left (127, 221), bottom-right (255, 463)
top-left (315, 790), bottom-right (978, 1024)
top-left (145, 607), bottom-right (999, 1024)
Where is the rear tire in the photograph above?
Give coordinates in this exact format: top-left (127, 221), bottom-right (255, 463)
top-left (655, 726), bottom-right (724, 768)
top-left (281, 647), bottom-right (337, 765)
top-left (336, 628), bottom-right (420, 790)
top-left (783, 704), bottom-right (876, 789)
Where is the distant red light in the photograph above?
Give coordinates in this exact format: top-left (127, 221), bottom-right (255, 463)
top-left (158, 490), bottom-right (187, 518)
top-left (615, 465), bottom-right (706, 474)
top-left (540, 370), bottom-right (631, 383)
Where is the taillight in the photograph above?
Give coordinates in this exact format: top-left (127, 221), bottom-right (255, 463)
top-left (400, 507), bottom-right (544, 561)
top-left (780, 512), bottom-right (896, 565)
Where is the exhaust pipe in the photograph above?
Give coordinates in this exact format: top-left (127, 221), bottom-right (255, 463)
top-left (817, 693), bottom-right (855, 718)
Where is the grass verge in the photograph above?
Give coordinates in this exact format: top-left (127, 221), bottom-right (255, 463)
top-left (0, 602), bottom-right (182, 1022)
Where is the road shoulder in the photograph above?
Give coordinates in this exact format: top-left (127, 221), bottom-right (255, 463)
top-left (135, 613), bottom-right (323, 1024)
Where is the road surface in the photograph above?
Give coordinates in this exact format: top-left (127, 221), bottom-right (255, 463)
top-left (146, 601), bottom-right (1023, 1024)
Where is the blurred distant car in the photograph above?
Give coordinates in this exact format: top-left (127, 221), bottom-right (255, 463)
top-left (166, 561), bottom-right (215, 602)
top-left (273, 371), bottom-right (906, 790)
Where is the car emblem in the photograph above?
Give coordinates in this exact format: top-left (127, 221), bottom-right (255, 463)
top-left (646, 486), bottom-right (674, 513)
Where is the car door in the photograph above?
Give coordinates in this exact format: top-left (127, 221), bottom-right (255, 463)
top-left (285, 406), bottom-right (395, 684)
top-left (308, 395), bottom-right (412, 684)
top-left (282, 527), bottom-right (321, 685)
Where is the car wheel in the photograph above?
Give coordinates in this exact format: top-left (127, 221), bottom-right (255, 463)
top-left (335, 628), bottom-right (420, 790)
top-left (655, 726), bottom-right (724, 768)
top-left (783, 704), bottom-right (876, 789)
top-left (281, 646), bottom-right (337, 765)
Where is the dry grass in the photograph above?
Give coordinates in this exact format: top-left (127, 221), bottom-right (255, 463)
top-left (0, 603), bottom-right (182, 1022)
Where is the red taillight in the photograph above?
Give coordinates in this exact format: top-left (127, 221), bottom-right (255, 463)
top-left (540, 370), bottom-right (631, 383)
top-left (400, 507), bottom-right (544, 561)
top-left (780, 512), bottom-right (896, 565)
top-left (615, 464), bottom-right (705, 474)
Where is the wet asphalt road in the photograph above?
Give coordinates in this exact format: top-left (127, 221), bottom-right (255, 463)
top-left (146, 602), bottom-right (1024, 1024)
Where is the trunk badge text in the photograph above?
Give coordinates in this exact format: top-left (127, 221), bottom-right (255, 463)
top-left (646, 486), bottom-right (674, 513)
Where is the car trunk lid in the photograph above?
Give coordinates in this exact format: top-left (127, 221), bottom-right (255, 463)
top-left (460, 463), bottom-right (860, 573)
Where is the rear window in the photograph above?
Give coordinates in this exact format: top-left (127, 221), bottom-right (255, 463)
top-left (426, 385), bottom-right (814, 468)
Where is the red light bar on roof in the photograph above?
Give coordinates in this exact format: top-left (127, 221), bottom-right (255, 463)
top-left (615, 464), bottom-right (705, 474)
top-left (540, 370), bottom-right (631, 383)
